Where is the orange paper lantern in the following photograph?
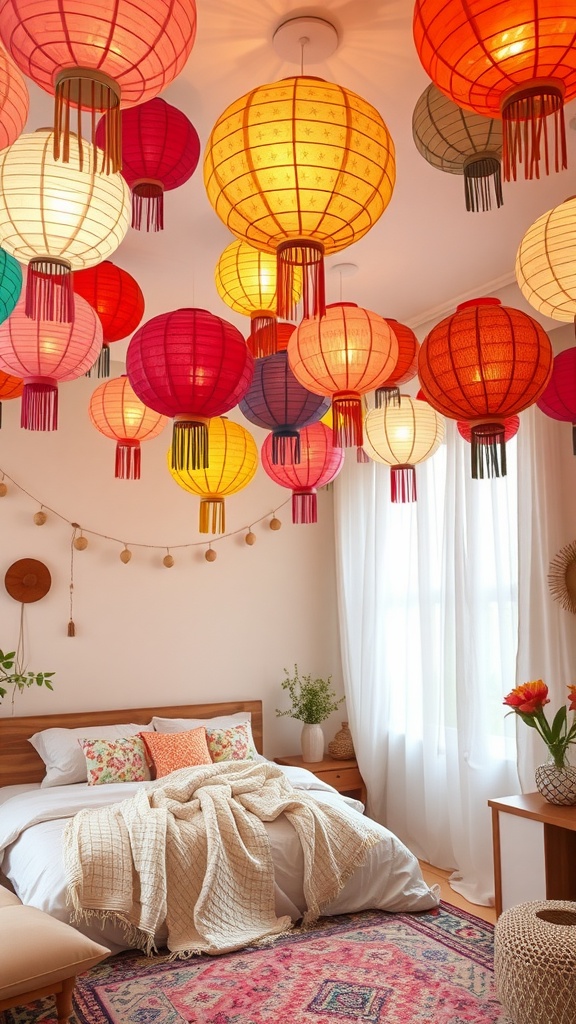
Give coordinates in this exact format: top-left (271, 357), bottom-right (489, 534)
top-left (375, 320), bottom-right (420, 407)
top-left (89, 375), bottom-right (168, 478)
top-left (0, 366), bottom-right (23, 427)
top-left (0, 42), bottom-right (28, 151)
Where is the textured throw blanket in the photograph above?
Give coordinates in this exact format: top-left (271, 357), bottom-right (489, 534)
top-left (64, 760), bottom-right (383, 957)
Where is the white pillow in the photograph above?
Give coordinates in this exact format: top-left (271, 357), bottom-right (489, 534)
top-left (29, 723), bottom-right (154, 788)
top-left (152, 712), bottom-right (251, 733)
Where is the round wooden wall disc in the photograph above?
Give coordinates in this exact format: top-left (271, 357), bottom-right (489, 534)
top-left (5, 558), bottom-right (52, 603)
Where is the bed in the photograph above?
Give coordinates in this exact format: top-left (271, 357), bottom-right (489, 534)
top-left (0, 700), bottom-right (439, 954)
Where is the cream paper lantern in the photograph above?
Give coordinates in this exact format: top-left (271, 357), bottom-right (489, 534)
top-left (516, 197), bottom-right (576, 322)
top-left (363, 396), bottom-right (445, 502)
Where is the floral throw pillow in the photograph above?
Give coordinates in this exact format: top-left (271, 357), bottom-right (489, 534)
top-left (206, 722), bottom-right (257, 762)
top-left (140, 727), bottom-right (212, 778)
top-left (80, 735), bottom-right (151, 786)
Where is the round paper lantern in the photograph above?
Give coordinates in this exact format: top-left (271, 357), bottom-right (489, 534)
top-left (363, 397), bottom-right (445, 502)
top-left (0, 129), bottom-right (130, 322)
top-left (516, 197), bottom-right (576, 322)
top-left (0, 366), bottom-right (23, 428)
top-left (96, 97), bottom-right (201, 230)
top-left (261, 421), bottom-right (344, 524)
top-left (413, 1), bottom-right (576, 181)
top-left (89, 375), bottom-right (168, 478)
top-left (0, 42), bottom-right (28, 151)
top-left (73, 261), bottom-right (145, 376)
top-left (0, 0), bottom-right (198, 173)
top-left (247, 321), bottom-right (295, 360)
top-left (418, 297), bottom-right (553, 478)
top-left (288, 302), bottom-right (399, 447)
top-left (412, 83), bottom-right (503, 212)
top-left (215, 239), bottom-right (301, 358)
top-left (168, 417), bottom-right (258, 534)
top-left (0, 293), bottom-right (102, 429)
top-left (239, 352), bottom-right (330, 464)
top-left (204, 76), bottom-right (395, 320)
top-left (126, 307), bottom-right (253, 471)
top-left (375, 320), bottom-right (420, 407)
top-left (0, 247), bottom-right (22, 324)
top-left (537, 348), bottom-right (576, 453)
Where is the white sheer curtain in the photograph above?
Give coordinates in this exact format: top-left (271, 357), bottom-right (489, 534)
top-left (334, 420), bottom-right (521, 905)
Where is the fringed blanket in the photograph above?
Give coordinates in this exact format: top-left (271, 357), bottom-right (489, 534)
top-left (64, 760), bottom-right (383, 957)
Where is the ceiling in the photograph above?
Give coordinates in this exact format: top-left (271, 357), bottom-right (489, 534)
top-left (22, 0), bottom-right (576, 358)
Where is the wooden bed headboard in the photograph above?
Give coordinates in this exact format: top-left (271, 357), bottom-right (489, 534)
top-left (0, 700), bottom-right (263, 787)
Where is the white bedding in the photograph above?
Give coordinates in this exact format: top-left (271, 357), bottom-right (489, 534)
top-left (0, 764), bottom-right (439, 953)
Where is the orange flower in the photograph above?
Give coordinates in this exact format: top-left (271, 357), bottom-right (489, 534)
top-left (503, 680), bottom-right (550, 715)
top-left (568, 685), bottom-right (576, 713)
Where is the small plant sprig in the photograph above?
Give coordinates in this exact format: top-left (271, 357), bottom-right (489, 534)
top-left (0, 648), bottom-right (55, 706)
top-left (276, 664), bottom-right (345, 724)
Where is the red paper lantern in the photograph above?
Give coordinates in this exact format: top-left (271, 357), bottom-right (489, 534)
top-left (0, 0), bottom-right (197, 173)
top-left (73, 261), bottom-right (145, 376)
top-left (0, 366), bottom-right (23, 427)
top-left (97, 98), bottom-right (200, 231)
top-left (413, 1), bottom-right (576, 181)
top-left (126, 307), bottom-right (253, 471)
top-left (418, 297), bottom-right (552, 477)
top-left (247, 322), bottom-right (295, 360)
top-left (537, 347), bottom-right (576, 453)
top-left (261, 421), bottom-right (344, 524)
top-left (89, 375), bottom-right (168, 479)
top-left (0, 293), bottom-right (102, 429)
top-left (375, 320), bottom-right (420, 407)
top-left (0, 42), bottom-right (28, 151)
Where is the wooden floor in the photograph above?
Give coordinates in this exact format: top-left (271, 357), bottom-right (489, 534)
top-left (419, 862), bottom-right (496, 925)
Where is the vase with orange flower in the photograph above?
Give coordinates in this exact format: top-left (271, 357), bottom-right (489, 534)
top-left (503, 680), bottom-right (576, 805)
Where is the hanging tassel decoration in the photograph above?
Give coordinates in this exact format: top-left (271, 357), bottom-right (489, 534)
top-left (131, 180), bottom-right (165, 231)
top-left (199, 497), bottom-right (225, 534)
top-left (391, 465), bottom-right (417, 503)
top-left (470, 423), bottom-right (507, 479)
top-left (26, 257), bottom-right (74, 322)
top-left (172, 417), bottom-right (209, 471)
top-left (292, 490), bottom-right (317, 524)
top-left (272, 430), bottom-right (301, 465)
top-left (501, 81), bottom-right (566, 181)
top-left (115, 440), bottom-right (142, 480)
top-left (463, 153), bottom-right (503, 212)
top-left (357, 447), bottom-right (370, 464)
top-left (375, 385), bottom-right (401, 409)
top-left (68, 526), bottom-right (77, 636)
top-left (86, 344), bottom-right (111, 379)
top-left (54, 68), bottom-right (122, 174)
top-left (21, 379), bottom-right (58, 431)
top-left (249, 313), bottom-right (278, 358)
top-left (332, 393), bottom-right (363, 448)
top-left (277, 240), bottom-right (325, 320)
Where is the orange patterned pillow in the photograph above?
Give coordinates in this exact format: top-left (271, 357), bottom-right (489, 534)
top-left (140, 728), bottom-right (212, 778)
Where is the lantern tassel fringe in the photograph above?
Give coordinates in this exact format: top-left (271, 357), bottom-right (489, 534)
top-left (67, 619), bottom-right (76, 637)
top-left (21, 383), bottom-right (58, 431)
top-left (357, 446), bottom-right (370, 464)
top-left (172, 421), bottom-right (209, 472)
top-left (502, 83), bottom-right (566, 181)
top-left (54, 69), bottom-right (122, 174)
top-left (572, 424), bottom-right (576, 457)
top-left (199, 498), bottom-right (225, 534)
top-left (86, 345), bottom-right (111, 379)
top-left (391, 465), bottom-right (417, 503)
top-left (471, 425), bottom-right (507, 479)
top-left (132, 182), bottom-right (164, 232)
top-left (249, 315), bottom-right (277, 357)
top-left (272, 431), bottom-right (301, 465)
top-left (115, 442), bottom-right (141, 480)
top-left (375, 385), bottom-right (401, 409)
top-left (277, 241), bottom-right (325, 320)
top-left (292, 491), bottom-right (317, 524)
top-left (26, 259), bottom-right (74, 323)
top-left (332, 395), bottom-right (363, 448)
top-left (463, 155), bottom-right (503, 212)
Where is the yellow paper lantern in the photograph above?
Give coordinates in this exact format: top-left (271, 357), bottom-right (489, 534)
top-left (363, 396), bottom-right (445, 502)
top-left (0, 128), bottom-right (130, 321)
top-left (516, 197), bottom-right (576, 322)
top-left (204, 76), bottom-right (395, 320)
top-left (168, 417), bottom-right (258, 533)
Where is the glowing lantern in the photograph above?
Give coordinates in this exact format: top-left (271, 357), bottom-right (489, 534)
top-left (204, 76), bottom-right (395, 320)
top-left (0, 366), bottom-right (23, 427)
top-left (413, 1), bottom-right (576, 181)
top-left (363, 397), bottom-right (445, 502)
top-left (0, 248), bottom-right (22, 324)
top-left (73, 261), bottom-right (145, 376)
top-left (288, 302), bottom-right (399, 447)
top-left (247, 321), bottom-right (295, 360)
top-left (261, 421), bottom-right (344, 524)
top-left (458, 416), bottom-right (519, 445)
top-left (418, 297), bottom-right (553, 478)
top-left (0, 43), bottom-right (28, 151)
top-left (168, 417), bottom-right (258, 533)
top-left (126, 307), bottom-right (253, 471)
top-left (89, 375), bottom-right (168, 478)
top-left (375, 320), bottom-right (420, 407)
top-left (96, 98), bottom-right (200, 230)
top-left (239, 352), bottom-right (330, 464)
top-left (412, 83), bottom-right (503, 212)
top-left (0, 293), bottom-right (102, 429)
top-left (516, 197), bottom-right (576, 322)
top-left (0, 0), bottom-right (198, 173)
top-left (0, 129), bottom-right (130, 322)
top-left (537, 348), bottom-right (576, 454)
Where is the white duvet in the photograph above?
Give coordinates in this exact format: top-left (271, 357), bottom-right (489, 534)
top-left (0, 764), bottom-right (439, 953)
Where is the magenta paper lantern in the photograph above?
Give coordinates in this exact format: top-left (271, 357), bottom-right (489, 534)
top-left (261, 421), bottom-right (344, 524)
top-left (537, 347), bottom-right (576, 453)
top-left (126, 307), bottom-right (253, 470)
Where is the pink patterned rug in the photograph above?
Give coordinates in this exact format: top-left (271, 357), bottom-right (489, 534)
top-left (5, 903), bottom-right (510, 1024)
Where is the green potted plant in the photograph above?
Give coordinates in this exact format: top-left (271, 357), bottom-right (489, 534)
top-left (0, 648), bottom-right (55, 711)
top-left (276, 664), bottom-right (345, 763)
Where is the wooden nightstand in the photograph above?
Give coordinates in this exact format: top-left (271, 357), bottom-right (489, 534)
top-left (275, 754), bottom-right (367, 805)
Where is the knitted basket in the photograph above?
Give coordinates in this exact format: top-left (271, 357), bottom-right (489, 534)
top-left (328, 721), bottom-right (355, 760)
top-left (495, 900), bottom-right (576, 1024)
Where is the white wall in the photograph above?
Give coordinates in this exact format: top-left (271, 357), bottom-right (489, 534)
top-left (0, 366), bottom-right (345, 759)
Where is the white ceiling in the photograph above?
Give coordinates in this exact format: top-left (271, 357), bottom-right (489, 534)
top-left (23, 0), bottom-right (576, 357)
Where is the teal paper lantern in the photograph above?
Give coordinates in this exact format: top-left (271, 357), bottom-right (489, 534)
top-left (0, 248), bottom-right (22, 324)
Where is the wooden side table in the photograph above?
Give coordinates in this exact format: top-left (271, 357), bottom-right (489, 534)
top-left (275, 754), bottom-right (367, 805)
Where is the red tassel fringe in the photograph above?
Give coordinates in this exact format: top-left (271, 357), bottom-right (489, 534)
top-left (332, 393), bottom-right (363, 448)
top-left (292, 490), bottom-right (317, 524)
top-left (249, 315), bottom-right (278, 357)
top-left (277, 240), bottom-right (325, 320)
top-left (54, 68), bottom-right (121, 174)
top-left (199, 498), bottom-right (225, 534)
top-left (132, 182), bottom-right (164, 231)
top-left (391, 465), bottom-right (416, 503)
top-left (115, 441), bottom-right (141, 480)
top-left (21, 381), bottom-right (58, 431)
top-left (502, 82), bottom-right (566, 181)
top-left (26, 259), bottom-right (74, 322)
top-left (357, 447), bottom-right (370, 464)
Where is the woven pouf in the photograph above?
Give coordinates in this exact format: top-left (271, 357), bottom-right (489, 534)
top-left (495, 900), bottom-right (576, 1024)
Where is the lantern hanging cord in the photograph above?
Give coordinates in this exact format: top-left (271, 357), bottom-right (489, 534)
top-left (0, 465), bottom-right (292, 550)
top-left (300, 35), bottom-right (309, 76)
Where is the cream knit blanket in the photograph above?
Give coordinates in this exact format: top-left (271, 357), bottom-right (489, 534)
top-left (64, 760), bottom-right (382, 957)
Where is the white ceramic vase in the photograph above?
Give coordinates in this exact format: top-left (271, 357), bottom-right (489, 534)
top-left (301, 723), bottom-right (325, 763)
